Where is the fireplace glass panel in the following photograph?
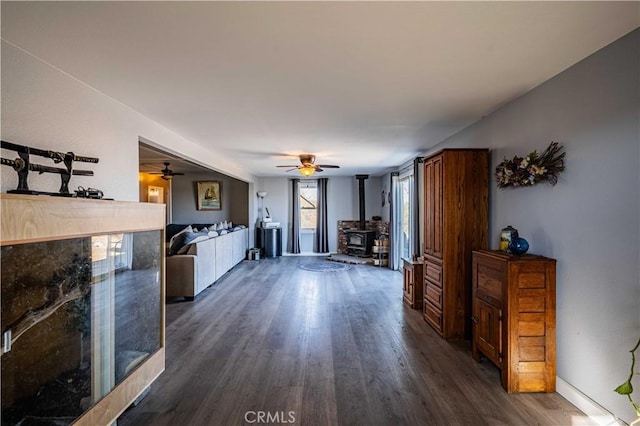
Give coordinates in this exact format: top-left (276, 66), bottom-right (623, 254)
top-left (348, 233), bottom-right (364, 247)
top-left (1, 230), bottom-right (161, 425)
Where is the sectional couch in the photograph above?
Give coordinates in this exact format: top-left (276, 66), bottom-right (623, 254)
top-left (165, 224), bottom-right (248, 300)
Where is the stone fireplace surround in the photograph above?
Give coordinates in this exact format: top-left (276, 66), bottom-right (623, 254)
top-left (337, 220), bottom-right (390, 255)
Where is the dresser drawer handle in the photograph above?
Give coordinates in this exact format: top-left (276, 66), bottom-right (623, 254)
top-left (484, 295), bottom-right (492, 302)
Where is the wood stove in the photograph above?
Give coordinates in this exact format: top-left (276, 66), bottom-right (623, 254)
top-left (345, 229), bottom-right (376, 256)
top-left (345, 174), bottom-right (376, 257)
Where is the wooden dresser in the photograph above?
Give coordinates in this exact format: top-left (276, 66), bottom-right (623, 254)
top-left (471, 250), bottom-right (557, 393)
top-left (403, 257), bottom-right (423, 309)
top-left (422, 149), bottom-right (489, 340)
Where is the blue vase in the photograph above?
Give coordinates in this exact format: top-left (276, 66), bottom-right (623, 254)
top-left (509, 237), bottom-right (529, 255)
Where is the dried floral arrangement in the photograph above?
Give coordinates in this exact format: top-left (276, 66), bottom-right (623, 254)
top-left (495, 142), bottom-right (566, 188)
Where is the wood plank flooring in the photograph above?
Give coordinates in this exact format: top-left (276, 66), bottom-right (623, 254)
top-left (118, 256), bottom-right (594, 426)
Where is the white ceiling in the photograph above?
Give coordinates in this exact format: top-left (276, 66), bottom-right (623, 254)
top-left (2, 2), bottom-right (638, 179)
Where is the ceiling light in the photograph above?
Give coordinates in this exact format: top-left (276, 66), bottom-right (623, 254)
top-left (299, 166), bottom-right (315, 177)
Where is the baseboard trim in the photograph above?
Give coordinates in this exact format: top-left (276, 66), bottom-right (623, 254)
top-left (556, 377), bottom-right (619, 425)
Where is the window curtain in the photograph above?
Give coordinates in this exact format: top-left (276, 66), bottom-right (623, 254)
top-left (390, 172), bottom-right (400, 270)
top-left (289, 179), bottom-right (301, 254)
top-left (315, 178), bottom-right (329, 253)
top-left (120, 233), bottom-right (134, 270)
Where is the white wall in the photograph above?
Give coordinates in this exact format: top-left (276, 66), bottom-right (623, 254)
top-left (255, 177), bottom-right (289, 251)
top-left (255, 176), bottom-right (382, 254)
top-left (1, 42), bottom-right (255, 200)
top-left (423, 29), bottom-right (639, 423)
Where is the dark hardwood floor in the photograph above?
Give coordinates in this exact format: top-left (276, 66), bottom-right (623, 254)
top-left (119, 256), bottom-right (593, 426)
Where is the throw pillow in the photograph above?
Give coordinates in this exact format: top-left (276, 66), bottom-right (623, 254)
top-left (168, 225), bottom-right (192, 249)
top-left (166, 224), bottom-right (190, 242)
top-left (176, 234), bottom-right (210, 255)
top-left (168, 229), bottom-right (202, 255)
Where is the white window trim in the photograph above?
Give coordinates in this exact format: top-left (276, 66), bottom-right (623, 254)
top-left (298, 179), bottom-right (318, 231)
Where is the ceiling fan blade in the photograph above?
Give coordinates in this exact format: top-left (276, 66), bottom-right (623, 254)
top-left (171, 172), bottom-right (185, 176)
top-left (277, 165), bottom-right (300, 168)
top-left (317, 164), bottom-right (340, 168)
top-left (285, 167), bottom-right (298, 172)
top-left (315, 167), bottom-right (324, 172)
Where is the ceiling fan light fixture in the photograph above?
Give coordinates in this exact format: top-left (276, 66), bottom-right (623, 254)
top-left (299, 166), bottom-right (316, 177)
top-left (277, 154), bottom-right (337, 176)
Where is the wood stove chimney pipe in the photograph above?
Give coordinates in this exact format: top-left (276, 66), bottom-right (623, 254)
top-left (355, 174), bottom-right (369, 230)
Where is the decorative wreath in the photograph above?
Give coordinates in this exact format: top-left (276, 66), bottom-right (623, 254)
top-left (495, 142), bottom-right (566, 188)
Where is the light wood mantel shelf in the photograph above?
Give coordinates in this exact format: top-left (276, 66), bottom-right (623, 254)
top-left (1, 193), bottom-right (165, 246)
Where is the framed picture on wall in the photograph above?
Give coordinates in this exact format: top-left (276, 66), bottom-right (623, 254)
top-left (197, 181), bottom-right (222, 210)
top-left (148, 186), bottom-right (163, 204)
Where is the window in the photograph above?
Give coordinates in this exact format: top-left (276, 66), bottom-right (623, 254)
top-left (298, 180), bottom-right (317, 230)
top-left (399, 175), bottom-right (412, 260)
top-left (392, 170), bottom-right (414, 270)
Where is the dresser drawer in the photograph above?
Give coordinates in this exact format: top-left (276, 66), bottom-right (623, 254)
top-left (424, 261), bottom-right (443, 286)
top-left (423, 301), bottom-right (443, 333)
top-left (475, 260), bottom-right (504, 308)
top-left (425, 283), bottom-right (442, 309)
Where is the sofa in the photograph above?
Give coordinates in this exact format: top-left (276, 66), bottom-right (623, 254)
top-left (165, 224), bottom-right (248, 300)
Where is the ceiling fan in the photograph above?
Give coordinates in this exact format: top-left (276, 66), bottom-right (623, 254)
top-left (148, 162), bottom-right (185, 180)
top-left (277, 154), bottom-right (340, 177)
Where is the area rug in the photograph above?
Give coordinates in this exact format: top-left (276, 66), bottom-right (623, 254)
top-left (298, 261), bottom-right (351, 272)
top-left (325, 254), bottom-right (371, 265)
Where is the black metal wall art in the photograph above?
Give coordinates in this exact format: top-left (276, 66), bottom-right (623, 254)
top-left (1, 140), bottom-right (99, 196)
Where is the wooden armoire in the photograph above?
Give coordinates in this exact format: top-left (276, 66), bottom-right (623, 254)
top-left (422, 149), bottom-right (489, 340)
